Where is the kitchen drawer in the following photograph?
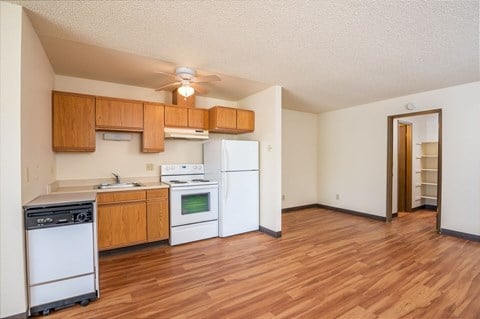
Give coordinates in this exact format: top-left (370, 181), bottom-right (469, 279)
top-left (146, 188), bottom-right (169, 200)
top-left (97, 190), bottom-right (146, 204)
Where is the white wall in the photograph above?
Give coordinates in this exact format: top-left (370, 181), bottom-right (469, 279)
top-left (21, 9), bottom-right (56, 202)
top-left (54, 76), bottom-right (237, 180)
top-left (317, 82), bottom-right (480, 235)
top-left (239, 86), bottom-right (282, 232)
top-left (0, 3), bottom-right (27, 317)
top-left (425, 116), bottom-right (439, 141)
top-left (282, 109), bottom-right (318, 208)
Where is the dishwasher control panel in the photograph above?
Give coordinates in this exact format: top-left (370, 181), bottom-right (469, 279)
top-left (25, 203), bottom-right (93, 230)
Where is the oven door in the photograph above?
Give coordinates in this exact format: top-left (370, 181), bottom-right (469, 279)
top-left (170, 184), bottom-right (219, 226)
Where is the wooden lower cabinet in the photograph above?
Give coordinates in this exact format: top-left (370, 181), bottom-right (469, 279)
top-left (146, 189), bottom-right (169, 241)
top-left (98, 202), bottom-right (146, 250)
top-left (97, 189), bottom-right (169, 251)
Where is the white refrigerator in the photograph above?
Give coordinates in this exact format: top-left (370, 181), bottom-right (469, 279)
top-left (203, 140), bottom-right (259, 237)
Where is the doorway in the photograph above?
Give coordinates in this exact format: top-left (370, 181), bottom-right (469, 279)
top-left (397, 122), bottom-right (412, 213)
top-left (386, 109), bottom-right (442, 231)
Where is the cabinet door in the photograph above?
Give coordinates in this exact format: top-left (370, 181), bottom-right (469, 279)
top-left (97, 190), bottom-right (146, 204)
top-left (209, 106), bottom-right (237, 132)
top-left (188, 108), bottom-right (209, 130)
top-left (97, 202), bottom-right (147, 250)
top-left (164, 105), bottom-right (188, 128)
top-left (146, 189), bottom-right (169, 242)
top-left (142, 103), bottom-right (165, 152)
top-left (236, 109), bottom-right (255, 132)
top-left (52, 91), bottom-right (96, 152)
top-left (96, 98), bottom-right (143, 131)
top-left (146, 200), bottom-right (169, 241)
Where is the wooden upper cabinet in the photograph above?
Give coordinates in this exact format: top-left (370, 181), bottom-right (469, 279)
top-left (164, 105), bottom-right (208, 130)
top-left (209, 106), bottom-right (254, 133)
top-left (172, 89), bottom-right (195, 108)
top-left (52, 91), bottom-right (96, 152)
top-left (142, 103), bottom-right (165, 153)
top-left (164, 105), bottom-right (188, 128)
top-left (236, 109), bottom-right (255, 132)
top-left (209, 106), bottom-right (237, 132)
top-left (188, 108), bottom-right (209, 130)
top-left (95, 97), bottom-right (143, 131)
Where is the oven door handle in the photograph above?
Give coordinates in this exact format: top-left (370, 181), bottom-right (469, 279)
top-left (170, 185), bottom-right (217, 192)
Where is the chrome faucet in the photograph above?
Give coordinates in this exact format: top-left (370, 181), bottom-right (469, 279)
top-left (112, 172), bottom-right (120, 184)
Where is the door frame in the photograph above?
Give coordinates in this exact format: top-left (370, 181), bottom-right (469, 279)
top-left (386, 109), bottom-right (442, 231)
top-left (397, 122), bottom-right (413, 212)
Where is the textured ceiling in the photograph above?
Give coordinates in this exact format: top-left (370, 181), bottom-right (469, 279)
top-left (10, 0), bottom-right (480, 113)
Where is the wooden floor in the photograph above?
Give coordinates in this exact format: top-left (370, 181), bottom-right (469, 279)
top-left (48, 208), bottom-right (480, 319)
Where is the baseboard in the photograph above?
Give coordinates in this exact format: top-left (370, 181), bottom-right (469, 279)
top-left (440, 228), bottom-right (480, 242)
top-left (259, 225), bottom-right (282, 238)
top-left (282, 204), bottom-right (318, 213)
top-left (317, 203), bottom-right (386, 221)
top-left (410, 205), bottom-right (425, 212)
top-left (392, 212), bottom-right (398, 218)
top-left (99, 240), bottom-right (169, 256)
top-left (1, 311), bottom-right (27, 319)
top-left (424, 204), bottom-right (437, 211)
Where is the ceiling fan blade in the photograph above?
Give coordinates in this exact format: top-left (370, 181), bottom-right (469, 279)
top-left (191, 83), bottom-right (207, 94)
top-left (155, 82), bottom-right (181, 91)
top-left (155, 71), bottom-right (179, 80)
top-left (191, 75), bottom-right (221, 83)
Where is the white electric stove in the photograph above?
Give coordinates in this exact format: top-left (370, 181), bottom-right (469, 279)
top-left (161, 164), bottom-right (219, 245)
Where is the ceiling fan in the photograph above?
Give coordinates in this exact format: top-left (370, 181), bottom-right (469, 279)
top-left (155, 66), bottom-right (221, 98)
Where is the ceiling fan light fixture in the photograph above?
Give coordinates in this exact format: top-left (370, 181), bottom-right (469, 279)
top-left (177, 85), bottom-right (195, 98)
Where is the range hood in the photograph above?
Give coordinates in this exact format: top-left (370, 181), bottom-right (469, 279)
top-left (164, 127), bottom-right (209, 140)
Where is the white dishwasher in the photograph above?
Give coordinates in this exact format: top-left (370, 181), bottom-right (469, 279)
top-left (24, 192), bottom-right (99, 316)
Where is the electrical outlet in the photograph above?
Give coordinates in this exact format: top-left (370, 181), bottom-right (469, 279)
top-left (336, 194), bottom-right (340, 200)
top-left (146, 163), bottom-right (154, 171)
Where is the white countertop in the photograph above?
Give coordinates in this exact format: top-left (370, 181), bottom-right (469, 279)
top-left (24, 192), bottom-right (97, 208)
top-left (49, 176), bottom-right (169, 194)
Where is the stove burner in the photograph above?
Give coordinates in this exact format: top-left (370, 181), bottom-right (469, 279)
top-left (169, 180), bottom-right (188, 184)
top-left (192, 179), bottom-right (210, 183)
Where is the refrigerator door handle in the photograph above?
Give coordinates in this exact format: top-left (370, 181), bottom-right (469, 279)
top-left (223, 146), bottom-right (228, 171)
top-left (222, 173), bottom-right (228, 200)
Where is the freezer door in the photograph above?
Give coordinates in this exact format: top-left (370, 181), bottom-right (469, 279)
top-left (219, 171), bottom-right (259, 237)
top-left (222, 140), bottom-right (259, 172)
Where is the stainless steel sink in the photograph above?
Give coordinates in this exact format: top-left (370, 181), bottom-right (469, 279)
top-left (95, 182), bottom-right (144, 189)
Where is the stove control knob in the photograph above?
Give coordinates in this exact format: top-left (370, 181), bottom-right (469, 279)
top-left (45, 217), bottom-right (53, 223)
top-left (76, 213), bottom-right (87, 222)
